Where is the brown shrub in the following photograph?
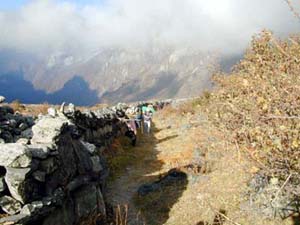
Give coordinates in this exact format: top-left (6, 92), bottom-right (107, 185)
top-left (33, 102), bottom-right (50, 115)
top-left (200, 30), bottom-right (300, 197)
top-left (10, 99), bottom-right (26, 112)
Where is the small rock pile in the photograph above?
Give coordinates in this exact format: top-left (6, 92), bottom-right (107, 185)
top-left (0, 104), bottom-right (34, 144)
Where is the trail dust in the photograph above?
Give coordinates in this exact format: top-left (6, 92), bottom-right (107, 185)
top-left (105, 108), bottom-right (295, 225)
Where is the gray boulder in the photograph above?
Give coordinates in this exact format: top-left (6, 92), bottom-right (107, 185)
top-left (39, 157), bottom-right (58, 174)
top-left (5, 167), bottom-right (31, 203)
top-left (0, 96), bottom-right (6, 104)
top-left (0, 143), bottom-right (32, 168)
top-left (90, 156), bottom-right (103, 173)
top-left (74, 184), bottom-right (105, 222)
top-left (67, 103), bottom-right (76, 115)
top-left (0, 195), bottom-right (22, 215)
top-left (27, 144), bottom-right (51, 159)
top-left (0, 213), bottom-right (27, 224)
top-left (16, 138), bottom-right (29, 145)
top-left (31, 116), bottom-right (69, 145)
top-left (18, 122), bottom-right (28, 131)
top-left (20, 128), bottom-right (33, 139)
top-left (80, 141), bottom-right (97, 154)
top-left (0, 176), bottom-right (6, 193)
top-left (47, 108), bottom-right (57, 117)
top-left (32, 171), bottom-right (46, 182)
top-left (43, 200), bottom-right (75, 225)
top-left (20, 201), bottom-right (43, 216)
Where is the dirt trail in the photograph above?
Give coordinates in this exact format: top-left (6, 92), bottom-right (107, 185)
top-left (105, 131), bottom-right (161, 225)
top-left (106, 112), bottom-right (186, 224)
top-left (105, 111), bottom-right (294, 225)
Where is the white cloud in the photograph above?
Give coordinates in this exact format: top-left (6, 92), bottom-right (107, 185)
top-left (0, 0), bottom-right (299, 56)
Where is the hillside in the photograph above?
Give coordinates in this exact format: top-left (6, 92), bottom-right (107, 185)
top-left (0, 47), bottom-right (215, 105)
top-left (105, 31), bottom-right (300, 225)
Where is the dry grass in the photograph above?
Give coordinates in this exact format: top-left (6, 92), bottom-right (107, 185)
top-left (8, 101), bottom-right (50, 116)
top-left (104, 102), bottom-right (296, 224)
top-left (114, 205), bottom-right (129, 225)
top-left (27, 102), bottom-right (50, 115)
top-left (10, 99), bottom-right (26, 112)
top-left (105, 137), bottom-right (138, 181)
top-left (195, 30), bottom-right (300, 199)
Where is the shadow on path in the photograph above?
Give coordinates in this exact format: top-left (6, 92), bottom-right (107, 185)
top-left (105, 122), bottom-right (188, 225)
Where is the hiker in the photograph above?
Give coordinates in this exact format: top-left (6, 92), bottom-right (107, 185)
top-left (142, 104), bottom-right (155, 114)
top-left (122, 108), bottom-right (138, 146)
top-left (125, 128), bottom-right (137, 146)
top-left (134, 107), bottom-right (143, 129)
top-left (143, 107), bottom-right (153, 134)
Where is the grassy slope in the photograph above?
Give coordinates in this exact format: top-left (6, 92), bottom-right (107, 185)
top-left (106, 31), bottom-right (300, 225)
top-left (105, 104), bottom-right (294, 224)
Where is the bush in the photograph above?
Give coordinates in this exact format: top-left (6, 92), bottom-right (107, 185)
top-left (200, 30), bottom-right (300, 197)
top-left (10, 99), bottom-right (25, 112)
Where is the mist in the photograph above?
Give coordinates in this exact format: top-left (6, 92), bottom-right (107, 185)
top-left (0, 0), bottom-right (300, 57)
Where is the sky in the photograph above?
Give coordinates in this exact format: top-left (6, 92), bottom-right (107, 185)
top-left (0, 0), bottom-right (105, 10)
top-left (0, 0), bottom-right (299, 57)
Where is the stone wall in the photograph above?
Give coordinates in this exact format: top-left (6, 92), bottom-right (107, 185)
top-left (0, 101), bottom-right (170, 225)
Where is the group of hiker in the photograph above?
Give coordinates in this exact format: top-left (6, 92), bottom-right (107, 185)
top-left (122, 104), bottom-right (156, 146)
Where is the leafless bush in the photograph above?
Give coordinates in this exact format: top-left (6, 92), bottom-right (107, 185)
top-left (199, 30), bottom-right (300, 198)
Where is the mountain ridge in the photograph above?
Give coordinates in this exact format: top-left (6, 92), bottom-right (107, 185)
top-left (0, 47), bottom-right (215, 105)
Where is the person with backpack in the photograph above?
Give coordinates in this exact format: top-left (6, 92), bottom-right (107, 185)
top-left (143, 107), bottom-right (153, 134)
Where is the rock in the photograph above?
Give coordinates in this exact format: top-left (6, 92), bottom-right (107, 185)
top-left (0, 176), bottom-right (6, 193)
top-left (28, 144), bottom-right (50, 159)
top-left (0, 96), bottom-right (6, 103)
top-left (0, 196), bottom-right (22, 215)
top-left (20, 201), bottom-right (43, 215)
top-left (65, 103), bottom-right (76, 116)
top-left (0, 138), bottom-right (4, 144)
top-left (138, 169), bottom-right (187, 196)
top-left (8, 119), bottom-right (17, 128)
top-left (18, 123), bottom-right (28, 131)
top-left (0, 101), bottom-right (170, 223)
top-left (72, 140), bottom-right (93, 174)
top-left (0, 213), bottom-right (27, 224)
top-left (20, 128), bottom-right (33, 139)
top-left (16, 138), bottom-right (29, 145)
top-left (81, 141), bottom-right (97, 154)
top-left (66, 176), bottom-right (91, 192)
top-left (40, 157), bottom-right (58, 174)
top-left (90, 156), bottom-right (103, 173)
top-left (0, 105), bottom-right (14, 115)
top-left (32, 171), bottom-right (46, 182)
top-left (0, 143), bottom-right (32, 168)
top-left (59, 102), bottom-right (66, 113)
top-left (47, 108), bottom-right (57, 117)
top-left (43, 200), bottom-right (75, 225)
top-left (0, 131), bottom-right (13, 143)
top-left (31, 116), bottom-right (69, 145)
top-left (74, 184), bottom-right (102, 221)
top-left (5, 167), bottom-right (31, 203)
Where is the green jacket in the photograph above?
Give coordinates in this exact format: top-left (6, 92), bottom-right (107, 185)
top-left (142, 106), bottom-right (155, 113)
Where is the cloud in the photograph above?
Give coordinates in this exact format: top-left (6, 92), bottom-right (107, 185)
top-left (0, 0), bottom-right (299, 56)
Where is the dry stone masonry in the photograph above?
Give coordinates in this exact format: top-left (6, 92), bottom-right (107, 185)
top-left (0, 99), bottom-right (170, 225)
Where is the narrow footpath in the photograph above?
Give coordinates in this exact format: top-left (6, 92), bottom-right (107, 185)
top-left (106, 109), bottom-right (292, 225)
